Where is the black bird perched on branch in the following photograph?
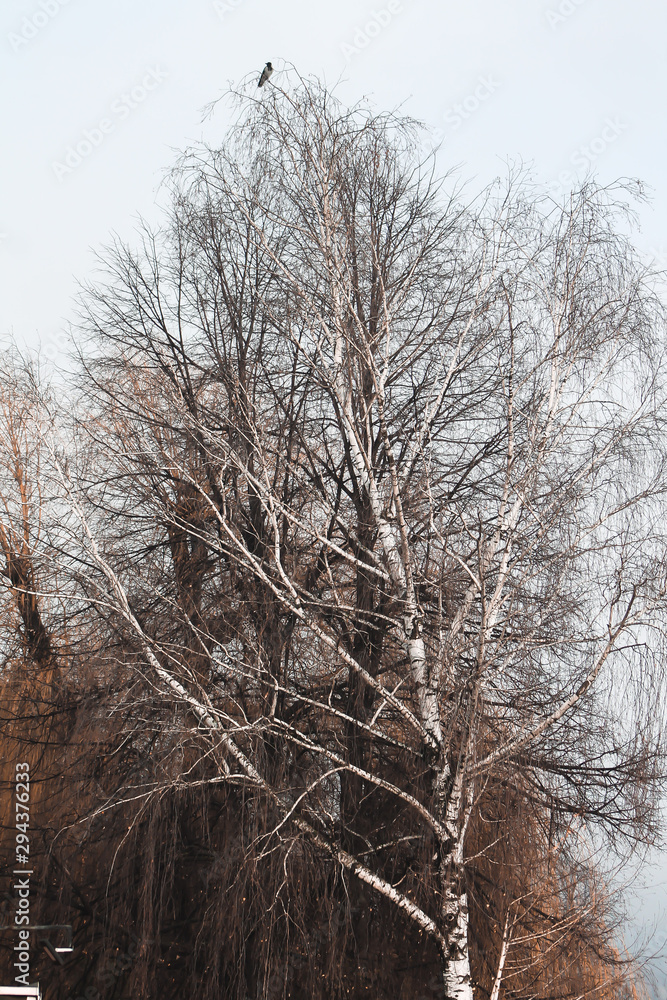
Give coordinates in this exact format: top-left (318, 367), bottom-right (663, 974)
top-left (258, 62), bottom-right (273, 87)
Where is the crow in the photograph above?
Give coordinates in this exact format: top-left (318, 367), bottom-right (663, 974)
top-left (258, 62), bottom-right (273, 88)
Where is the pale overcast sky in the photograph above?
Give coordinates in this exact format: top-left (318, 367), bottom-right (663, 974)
top-left (2, 0), bottom-right (667, 985)
top-left (2, 0), bottom-right (667, 357)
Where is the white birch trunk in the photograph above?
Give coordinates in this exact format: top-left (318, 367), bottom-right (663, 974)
top-left (439, 754), bottom-right (474, 999)
top-left (443, 893), bottom-right (473, 1000)
top-left (489, 912), bottom-right (511, 1000)
top-left (405, 625), bottom-right (443, 748)
top-left (337, 384), bottom-right (444, 748)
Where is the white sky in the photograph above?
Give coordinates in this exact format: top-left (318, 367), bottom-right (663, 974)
top-left (3, 0), bottom-right (667, 356)
top-left (2, 0), bottom-right (667, 983)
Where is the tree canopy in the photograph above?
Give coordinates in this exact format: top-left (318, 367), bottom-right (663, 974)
top-left (1, 73), bottom-right (666, 1000)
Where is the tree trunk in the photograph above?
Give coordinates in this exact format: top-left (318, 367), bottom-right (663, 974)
top-left (443, 893), bottom-right (473, 1000)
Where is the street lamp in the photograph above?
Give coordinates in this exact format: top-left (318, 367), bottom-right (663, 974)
top-left (30, 925), bottom-right (73, 964)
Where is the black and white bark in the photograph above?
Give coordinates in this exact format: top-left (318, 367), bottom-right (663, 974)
top-left (25, 72), bottom-right (667, 998)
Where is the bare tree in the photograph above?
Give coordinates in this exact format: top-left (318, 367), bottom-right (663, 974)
top-left (5, 74), bottom-right (666, 999)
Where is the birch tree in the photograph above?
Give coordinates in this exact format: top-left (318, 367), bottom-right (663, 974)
top-left (29, 74), bottom-right (667, 998)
